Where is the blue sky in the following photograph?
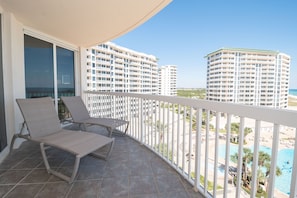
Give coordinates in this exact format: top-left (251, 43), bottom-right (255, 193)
top-left (113, 0), bottom-right (297, 88)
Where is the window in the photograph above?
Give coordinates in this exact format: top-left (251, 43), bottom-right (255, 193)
top-left (24, 35), bottom-right (75, 120)
top-left (25, 35), bottom-right (54, 98)
top-left (57, 46), bottom-right (75, 97)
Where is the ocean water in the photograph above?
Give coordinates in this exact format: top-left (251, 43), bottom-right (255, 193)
top-left (289, 89), bottom-right (297, 96)
top-left (218, 144), bottom-right (293, 195)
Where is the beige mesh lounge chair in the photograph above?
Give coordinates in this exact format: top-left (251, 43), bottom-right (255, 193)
top-left (12, 97), bottom-right (114, 183)
top-left (61, 96), bottom-right (129, 137)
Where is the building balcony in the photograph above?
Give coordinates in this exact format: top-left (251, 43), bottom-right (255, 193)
top-left (81, 91), bottom-right (297, 198)
top-left (2, 91), bottom-right (297, 198)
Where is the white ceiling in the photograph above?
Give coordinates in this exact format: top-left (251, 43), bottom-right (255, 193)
top-left (0, 0), bottom-right (171, 47)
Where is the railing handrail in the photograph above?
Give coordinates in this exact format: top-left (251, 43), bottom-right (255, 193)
top-left (84, 91), bottom-right (297, 128)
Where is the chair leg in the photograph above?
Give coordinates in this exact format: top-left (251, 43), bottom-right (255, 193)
top-left (90, 138), bottom-right (114, 160)
top-left (40, 143), bottom-right (51, 172)
top-left (82, 123), bottom-right (88, 131)
top-left (70, 156), bottom-right (81, 183)
top-left (105, 138), bottom-right (115, 159)
top-left (107, 127), bottom-right (113, 137)
top-left (110, 122), bottom-right (129, 137)
top-left (123, 122), bottom-right (129, 135)
top-left (9, 134), bottom-right (18, 153)
top-left (10, 122), bottom-right (28, 153)
top-left (40, 143), bottom-right (81, 183)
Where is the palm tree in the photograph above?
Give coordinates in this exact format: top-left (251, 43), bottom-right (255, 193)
top-left (231, 149), bottom-right (282, 193)
top-left (227, 123), bottom-right (252, 144)
top-left (231, 147), bottom-right (253, 187)
top-left (257, 152), bottom-right (282, 192)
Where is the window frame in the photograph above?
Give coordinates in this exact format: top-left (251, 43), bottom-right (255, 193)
top-left (24, 28), bottom-right (79, 111)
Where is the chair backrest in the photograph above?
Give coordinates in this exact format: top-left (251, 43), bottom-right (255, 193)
top-left (16, 97), bottom-right (62, 138)
top-left (61, 96), bottom-right (91, 122)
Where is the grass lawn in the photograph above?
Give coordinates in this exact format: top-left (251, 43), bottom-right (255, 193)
top-left (177, 89), bottom-right (206, 99)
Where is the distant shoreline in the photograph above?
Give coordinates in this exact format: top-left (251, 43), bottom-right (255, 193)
top-left (288, 94), bottom-right (297, 110)
top-left (289, 94), bottom-right (297, 100)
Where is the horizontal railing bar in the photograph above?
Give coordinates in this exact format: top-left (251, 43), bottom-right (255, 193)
top-left (85, 91), bottom-right (297, 128)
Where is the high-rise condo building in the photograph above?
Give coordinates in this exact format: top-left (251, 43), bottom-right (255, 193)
top-left (86, 42), bottom-right (158, 94)
top-left (206, 48), bottom-right (290, 109)
top-left (158, 65), bottom-right (177, 96)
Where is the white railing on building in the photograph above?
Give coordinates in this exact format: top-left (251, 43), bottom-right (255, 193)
top-left (83, 91), bottom-right (297, 198)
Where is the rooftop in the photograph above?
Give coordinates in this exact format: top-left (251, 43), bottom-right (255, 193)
top-left (205, 47), bottom-right (282, 57)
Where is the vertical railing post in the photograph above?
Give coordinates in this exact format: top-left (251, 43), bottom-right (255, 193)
top-left (162, 101), bottom-right (165, 157)
top-left (251, 120), bottom-right (261, 198)
top-left (171, 103), bottom-right (175, 165)
top-left (176, 105), bottom-right (180, 170)
top-left (140, 98), bottom-right (143, 144)
top-left (127, 96), bottom-right (131, 135)
top-left (290, 127), bottom-right (297, 198)
top-left (213, 112), bottom-right (220, 197)
top-left (194, 108), bottom-right (202, 192)
top-left (223, 113), bottom-right (232, 198)
top-left (204, 110), bottom-right (210, 195)
top-left (167, 102), bottom-right (170, 160)
top-left (149, 99), bottom-right (153, 147)
top-left (158, 101), bottom-right (161, 153)
top-left (236, 117), bottom-right (245, 198)
top-left (188, 108), bottom-right (192, 179)
top-left (154, 100), bottom-right (158, 151)
top-left (143, 99), bottom-right (147, 145)
top-left (182, 106), bottom-right (186, 174)
top-left (267, 124), bottom-right (280, 198)
top-left (112, 94), bottom-right (116, 118)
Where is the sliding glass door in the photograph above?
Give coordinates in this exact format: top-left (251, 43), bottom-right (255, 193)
top-left (57, 46), bottom-right (75, 97)
top-left (24, 35), bottom-right (75, 120)
top-left (24, 35), bottom-right (54, 98)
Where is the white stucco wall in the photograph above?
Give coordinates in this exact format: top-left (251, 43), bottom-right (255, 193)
top-left (0, 8), bottom-right (82, 162)
top-left (0, 10), bottom-right (25, 162)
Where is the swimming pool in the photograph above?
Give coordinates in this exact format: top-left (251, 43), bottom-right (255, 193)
top-left (218, 144), bottom-right (293, 195)
top-left (276, 149), bottom-right (294, 195)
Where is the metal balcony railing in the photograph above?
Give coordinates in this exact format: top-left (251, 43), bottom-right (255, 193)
top-left (83, 91), bottom-right (297, 198)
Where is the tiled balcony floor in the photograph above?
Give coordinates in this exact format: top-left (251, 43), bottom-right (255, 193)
top-left (0, 125), bottom-right (203, 198)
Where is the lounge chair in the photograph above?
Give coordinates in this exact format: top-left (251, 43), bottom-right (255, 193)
top-left (61, 96), bottom-right (129, 137)
top-left (12, 97), bottom-right (114, 183)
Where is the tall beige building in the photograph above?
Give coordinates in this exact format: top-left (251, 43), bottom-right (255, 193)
top-left (206, 48), bottom-right (290, 108)
top-left (86, 42), bottom-right (158, 94)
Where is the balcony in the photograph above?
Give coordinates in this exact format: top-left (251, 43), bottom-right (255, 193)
top-left (82, 91), bottom-right (297, 198)
top-left (2, 91), bottom-right (297, 198)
